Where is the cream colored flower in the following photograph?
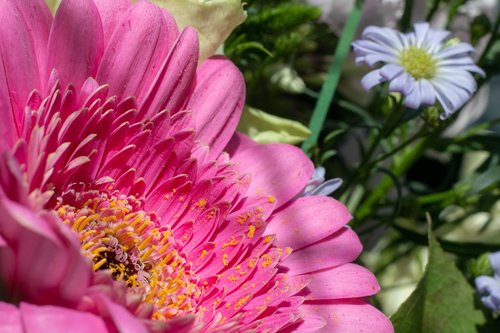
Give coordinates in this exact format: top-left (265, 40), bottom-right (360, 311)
top-left (147, 0), bottom-right (246, 61)
top-left (45, 0), bottom-right (247, 62)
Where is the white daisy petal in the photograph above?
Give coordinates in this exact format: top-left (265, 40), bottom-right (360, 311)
top-left (404, 84), bottom-right (422, 109)
top-left (352, 40), bottom-right (399, 57)
top-left (436, 43), bottom-right (475, 59)
top-left (364, 53), bottom-right (398, 66)
top-left (418, 80), bottom-right (436, 106)
top-left (363, 26), bottom-right (404, 49)
top-left (389, 72), bottom-right (414, 95)
top-left (361, 69), bottom-right (385, 91)
top-left (439, 57), bottom-right (476, 66)
top-left (426, 30), bottom-right (451, 51)
top-left (380, 64), bottom-right (404, 80)
top-left (436, 71), bottom-right (477, 93)
top-left (433, 80), bottom-right (468, 112)
top-left (413, 23), bottom-right (430, 48)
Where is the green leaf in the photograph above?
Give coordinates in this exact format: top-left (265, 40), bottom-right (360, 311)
top-left (237, 106), bottom-right (311, 144)
top-left (301, 0), bottom-right (364, 153)
top-left (391, 228), bottom-right (488, 333)
top-left (466, 165), bottom-right (500, 195)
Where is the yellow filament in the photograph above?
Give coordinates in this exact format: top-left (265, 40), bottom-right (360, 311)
top-left (93, 258), bottom-right (107, 270)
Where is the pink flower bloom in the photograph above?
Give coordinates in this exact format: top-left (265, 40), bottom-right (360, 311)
top-left (0, 0), bottom-right (393, 332)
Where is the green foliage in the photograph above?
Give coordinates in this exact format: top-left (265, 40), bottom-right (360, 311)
top-left (225, 1), bottom-right (321, 70)
top-left (391, 229), bottom-right (491, 332)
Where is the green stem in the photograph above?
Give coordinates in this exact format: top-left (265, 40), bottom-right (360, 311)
top-left (479, 11), bottom-right (500, 66)
top-left (367, 127), bottom-right (428, 168)
top-left (355, 136), bottom-right (426, 221)
top-left (401, 0), bottom-right (414, 32)
top-left (417, 188), bottom-right (457, 205)
top-left (425, 0), bottom-right (441, 22)
top-left (301, 0), bottom-right (364, 154)
top-left (340, 101), bottom-right (404, 197)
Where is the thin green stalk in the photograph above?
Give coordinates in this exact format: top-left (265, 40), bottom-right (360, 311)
top-left (367, 127), bottom-right (428, 168)
top-left (425, 0), bottom-right (441, 22)
top-left (301, 0), bottom-right (364, 154)
top-left (355, 137), bottom-right (426, 221)
top-left (340, 101), bottom-right (405, 197)
top-left (479, 11), bottom-right (500, 66)
top-left (400, 0), bottom-right (414, 32)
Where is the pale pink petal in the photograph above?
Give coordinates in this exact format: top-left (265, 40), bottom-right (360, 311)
top-left (91, 0), bottom-right (130, 44)
top-left (300, 300), bottom-right (394, 333)
top-left (185, 56), bottom-right (245, 158)
top-left (140, 27), bottom-right (198, 119)
top-left (304, 263), bottom-right (380, 300)
top-left (93, 295), bottom-right (151, 333)
top-left (266, 196), bottom-right (351, 249)
top-left (281, 227), bottom-right (362, 275)
top-left (46, 0), bottom-right (104, 90)
top-left (0, 196), bottom-right (90, 305)
top-left (96, 1), bottom-right (178, 102)
top-left (231, 144), bottom-right (314, 207)
top-left (0, 302), bottom-right (22, 333)
top-left (20, 303), bottom-right (108, 333)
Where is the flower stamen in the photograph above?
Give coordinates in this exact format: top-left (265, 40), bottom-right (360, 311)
top-left (399, 46), bottom-right (437, 80)
top-left (57, 193), bottom-right (203, 320)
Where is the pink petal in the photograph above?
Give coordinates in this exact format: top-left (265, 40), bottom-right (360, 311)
top-left (0, 196), bottom-right (90, 305)
top-left (300, 300), bottom-right (394, 333)
top-left (20, 303), bottom-right (108, 333)
top-left (281, 227), bottom-right (362, 275)
top-left (93, 295), bottom-right (150, 333)
top-left (140, 27), bottom-right (198, 119)
top-left (0, 92), bottom-right (17, 150)
top-left (292, 312), bottom-right (327, 332)
top-left (0, 0), bottom-right (42, 128)
top-left (225, 132), bottom-right (257, 156)
top-left (96, 1), bottom-right (178, 103)
top-left (0, 302), bottom-right (22, 333)
top-left (304, 263), bottom-right (380, 300)
top-left (185, 56), bottom-right (245, 158)
top-left (266, 196), bottom-right (351, 249)
top-left (46, 0), bottom-right (104, 90)
top-left (12, 0), bottom-right (52, 86)
top-left (231, 144), bottom-right (314, 207)
top-left (91, 0), bottom-right (131, 44)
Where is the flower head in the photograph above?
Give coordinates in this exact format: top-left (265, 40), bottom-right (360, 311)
top-left (476, 252), bottom-right (500, 313)
top-left (352, 23), bottom-right (485, 119)
top-left (0, 0), bottom-right (392, 332)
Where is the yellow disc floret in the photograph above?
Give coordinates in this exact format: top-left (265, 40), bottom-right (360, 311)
top-left (399, 46), bottom-right (437, 80)
top-left (57, 193), bottom-right (202, 320)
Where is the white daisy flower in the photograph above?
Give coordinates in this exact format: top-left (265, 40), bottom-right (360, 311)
top-left (352, 23), bottom-right (485, 119)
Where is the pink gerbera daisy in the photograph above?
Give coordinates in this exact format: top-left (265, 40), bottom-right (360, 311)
top-left (0, 0), bottom-right (393, 332)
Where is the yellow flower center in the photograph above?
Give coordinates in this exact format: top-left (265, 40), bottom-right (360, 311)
top-left (399, 46), bottom-right (437, 80)
top-left (57, 194), bottom-right (202, 320)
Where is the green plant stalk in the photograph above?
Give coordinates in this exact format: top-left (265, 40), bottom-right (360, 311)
top-left (340, 100), bottom-right (405, 198)
top-left (301, 0), bottom-right (364, 154)
top-left (355, 136), bottom-right (426, 221)
top-left (367, 127), bottom-right (428, 168)
top-left (479, 11), bottom-right (500, 66)
top-left (401, 0), bottom-right (414, 32)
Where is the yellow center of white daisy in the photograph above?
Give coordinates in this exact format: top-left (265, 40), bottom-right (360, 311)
top-left (399, 46), bottom-right (437, 80)
top-left (57, 194), bottom-right (202, 320)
